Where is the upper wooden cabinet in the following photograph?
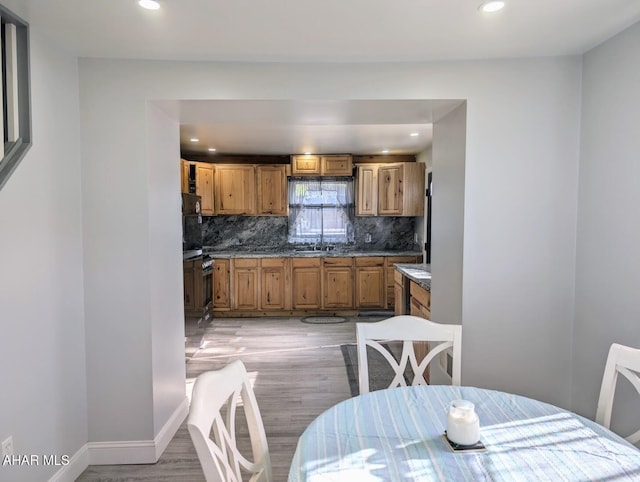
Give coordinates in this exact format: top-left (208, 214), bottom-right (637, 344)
top-left (256, 165), bottom-right (288, 216)
top-left (291, 155), bottom-right (321, 175)
top-left (181, 160), bottom-right (215, 215)
top-left (355, 164), bottom-right (378, 216)
top-left (214, 165), bottom-right (256, 215)
top-left (378, 163), bottom-right (425, 216)
top-left (291, 154), bottom-right (352, 176)
top-left (195, 163), bottom-right (215, 216)
top-left (321, 155), bottom-right (353, 176)
top-left (356, 162), bottom-right (425, 216)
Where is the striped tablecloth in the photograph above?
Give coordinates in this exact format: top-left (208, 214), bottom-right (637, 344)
top-left (288, 385), bottom-right (640, 481)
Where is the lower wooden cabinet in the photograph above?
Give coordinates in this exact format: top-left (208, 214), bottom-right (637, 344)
top-left (232, 259), bottom-right (259, 311)
top-left (183, 259), bottom-right (196, 313)
top-left (213, 259), bottom-right (230, 310)
top-left (291, 258), bottom-right (322, 309)
top-left (261, 258), bottom-right (290, 310)
top-left (323, 258), bottom-right (353, 308)
top-left (355, 257), bottom-right (385, 308)
top-left (213, 254), bottom-right (422, 315)
top-left (410, 281), bottom-right (431, 319)
top-left (385, 256), bottom-right (420, 309)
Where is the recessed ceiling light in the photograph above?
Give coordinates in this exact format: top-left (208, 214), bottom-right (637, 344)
top-left (208, 147), bottom-right (217, 152)
top-left (410, 132), bottom-right (419, 137)
top-left (190, 138), bottom-right (199, 142)
top-left (382, 150), bottom-right (389, 154)
top-left (304, 152), bottom-right (312, 155)
top-left (138, 0), bottom-right (160, 10)
top-left (478, 1), bottom-right (505, 13)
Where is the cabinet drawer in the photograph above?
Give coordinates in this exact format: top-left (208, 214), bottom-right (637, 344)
top-left (292, 257), bottom-right (321, 268)
top-left (355, 256), bottom-right (385, 267)
top-left (394, 270), bottom-right (405, 285)
top-left (234, 258), bottom-right (259, 268)
top-left (261, 258), bottom-right (286, 268)
top-left (323, 257), bottom-right (353, 267)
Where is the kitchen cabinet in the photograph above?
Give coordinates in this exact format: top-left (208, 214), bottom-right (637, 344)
top-left (410, 281), bottom-right (431, 319)
top-left (355, 257), bottom-right (385, 308)
top-left (378, 163), bottom-right (425, 216)
top-left (180, 159), bottom-right (190, 194)
top-left (256, 164), bottom-right (288, 216)
top-left (183, 259), bottom-right (196, 313)
top-left (291, 155), bottom-right (321, 176)
top-left (355, 164), bottom-right (378, 216)
top-left (394, 270), bottom-right (406, 316)
top-left (355, 162), bottom-right (425, 216)
top-left (321, 155), bottom-right (353, 176)
top-left (261, 258), bottom-right (290, 310)
top-left (213, 258), bottom-right (230, 310)
top-left (194, 162), bottom-right (215, 215)
top-left (385, 256), bottom-right (420, 309)
top-left (291, 154), bottom-right (353, 176)
top-left (215, 165), bottom-right (256, 215)
top-left (409, 280), bottom-right (431, 372)
top-left (291, 258), bottom-right (322, 309)
top-left (232, 258), bottom-right (259, 310)
top-left (323, 257), bottom-right (353, 309)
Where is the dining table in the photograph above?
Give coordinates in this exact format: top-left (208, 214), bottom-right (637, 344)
top-left (288, 385), bottom-right (640, 481)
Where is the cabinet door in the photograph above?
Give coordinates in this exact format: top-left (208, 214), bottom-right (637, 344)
top-left (195, 163), bottom-right (215, 215)
top-left (291, 258), bottom-right (322, 309)
top-left (324, 268), bottom-right (353, 308)
top-left (256, 165), bottom-right (288, 216)
top-left (355, 164), bottom-right (378, 216)
top-left (232, 259), bottom-right (259, 310)
top-left (180, 159), bottom-right (190, 194)
top-left (378, 164), bottom-right (404, 215)
top-left (183, 260), bottom-right (196, 312)
top-left (215, 165), bottom-right (256, 215)
top-left (394, 282), bottom-right (405, 316)
top-left (261, 258), bottom-right (289, 310)
top-left (213, 259), bottom-right (230, 310)
top-left (355, 258), bottom-right (385, 308)
top-left (291, 155), bottom-right (321, 176)
top-left (321, 155), bottom-right (352, 176)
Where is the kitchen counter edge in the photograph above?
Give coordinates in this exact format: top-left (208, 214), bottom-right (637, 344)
top-left (394, 263), bottom-right (432, 291)
top-left (203, 250), bottom-right (423, 259)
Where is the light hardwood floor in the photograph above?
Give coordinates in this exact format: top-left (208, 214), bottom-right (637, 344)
top-left (77, 315), bottom-right (377, 481)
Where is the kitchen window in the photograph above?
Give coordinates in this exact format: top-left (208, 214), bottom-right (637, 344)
top-left (288, 178), bottom-right (354, 245)
top-left (0, 4), bottom-right (31, 192)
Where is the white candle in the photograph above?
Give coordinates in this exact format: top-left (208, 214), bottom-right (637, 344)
top-left (447, 399), bottom-right (480, 446)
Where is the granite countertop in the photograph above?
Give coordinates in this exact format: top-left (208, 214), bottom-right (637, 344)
top-left (202, 248), bottom-right (422, 259)
top-left (394, 263), bottom-right (432, 291)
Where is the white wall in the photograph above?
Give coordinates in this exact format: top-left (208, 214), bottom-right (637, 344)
top-left (572, 21), bottom-right (640, 427)
top-left (0, 21), bottom-right (87, 482)
top-left (431, 103), bottom-right (466, 327)
top-left (78, 56), bottom-right (582, 433)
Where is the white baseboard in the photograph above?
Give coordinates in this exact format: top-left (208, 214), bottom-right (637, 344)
top-left (48, 444), bottom-right (89, 482)
top-left (48, 396), bottom-right (190, 478)
top-left (88, 396), bottom-right (189, 465)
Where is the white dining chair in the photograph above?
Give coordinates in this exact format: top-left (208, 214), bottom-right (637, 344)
top-left (596, 342), bottom-right (640, 444)
top-left (356, 315), bottom-right (462, 394)
top-left (187, 360), bottom-right (272, 482)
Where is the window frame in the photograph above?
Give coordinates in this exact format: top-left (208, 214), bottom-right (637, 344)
top-left (287, 177), bottom-right (355, 245)
top-left (0, 3), bottom-right (31, 192)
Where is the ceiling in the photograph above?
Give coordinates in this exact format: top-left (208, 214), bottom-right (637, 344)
top-left (20, 0), bottom-right (640, 156)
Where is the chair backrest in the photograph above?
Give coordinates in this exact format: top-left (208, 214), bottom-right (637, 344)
top-left (356, 315), bottom-right (462, 394)
top-left (187, 360), bottom-right (272, 482)
top-left (596, 343), bottom-right (640, 444)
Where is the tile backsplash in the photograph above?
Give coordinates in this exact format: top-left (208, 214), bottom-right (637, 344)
top-left (200, 215), bottom-right (417, 251)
